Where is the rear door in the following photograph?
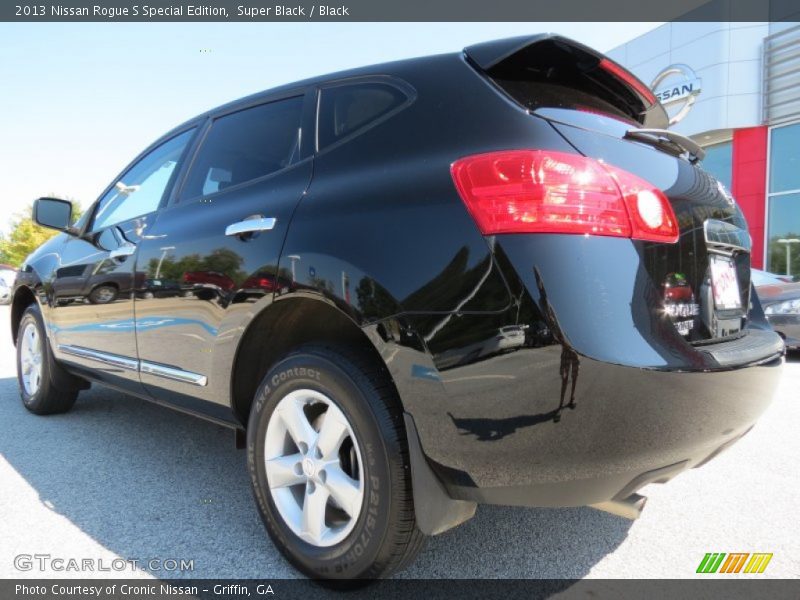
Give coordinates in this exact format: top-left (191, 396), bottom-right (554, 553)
top-left (133, 92), bottom-right (313, 415)
top-left (51, 128), bottom-right (196, 389)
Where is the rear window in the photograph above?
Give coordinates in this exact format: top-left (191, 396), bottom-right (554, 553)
top-left (482, 39), bottom-right (657, 126)
top-left (317, 82), bottom-right (408, 150)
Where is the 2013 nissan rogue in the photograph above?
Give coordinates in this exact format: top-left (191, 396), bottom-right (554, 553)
top-left (10, 34), bottom-right (785, 580)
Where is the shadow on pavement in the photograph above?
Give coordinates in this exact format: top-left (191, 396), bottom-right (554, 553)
top-left (0, 377), bottom-right (632, 579)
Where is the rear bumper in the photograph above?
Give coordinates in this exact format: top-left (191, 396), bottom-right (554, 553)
top-left (393, 234), bottom-right (784, 509)
top-left (415, 347), bottom-right (783, 508)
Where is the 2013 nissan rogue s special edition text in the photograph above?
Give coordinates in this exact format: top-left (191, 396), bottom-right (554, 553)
top-left (11, 35), bottom-right (785, 580)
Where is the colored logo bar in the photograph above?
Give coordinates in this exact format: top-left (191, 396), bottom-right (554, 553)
top-left (697, 553), bottom-right (773, 574)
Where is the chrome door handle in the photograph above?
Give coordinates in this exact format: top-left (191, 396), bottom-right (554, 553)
top-left (109, 243), bottom-right (136, 260)
top-left (225, 217), bottom-right (276, 237)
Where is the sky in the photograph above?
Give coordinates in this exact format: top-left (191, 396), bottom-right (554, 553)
top-left (0, 22), bottom-right (661, 232)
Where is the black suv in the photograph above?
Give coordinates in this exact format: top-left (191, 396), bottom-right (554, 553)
top-left (11, 35), bottom-right (784, 579)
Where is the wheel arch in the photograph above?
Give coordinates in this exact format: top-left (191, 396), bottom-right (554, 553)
top-left (229, 294), bottom-right (400, 427)
top-left (10, 285), bottom-right (38, 346)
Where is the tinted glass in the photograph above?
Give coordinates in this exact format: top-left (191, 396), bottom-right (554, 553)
top-left (487, 40), bottom-right (652, 125)
top-left (35, 199), bottom-right (72, 230)
top-left (766, 193), bottom-right (800, 276)
top-left (700, 141), bottom-right (732, 191)
top-left (93, 129), bottom-right (194, 231)
top-left (769, 122), bottom-right (800, 194)
top-left (181, 96), bottom-right (304, 200)
top-left (318, 83), bottom-right (407, 149)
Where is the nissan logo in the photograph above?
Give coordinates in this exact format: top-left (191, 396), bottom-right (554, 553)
top-left (651, 64), bottom-right (702, 125)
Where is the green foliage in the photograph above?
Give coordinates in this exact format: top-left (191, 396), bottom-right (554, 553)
top-left (146, 247), bottom-right (248, 283)
top-left (768, 233), bottom-right (800, 277)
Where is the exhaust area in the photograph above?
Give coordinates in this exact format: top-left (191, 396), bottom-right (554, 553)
top-left (591, 493), bottom-right (647, 520)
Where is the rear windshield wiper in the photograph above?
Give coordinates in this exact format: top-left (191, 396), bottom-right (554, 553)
top-left (624, 128), bottom-right (705, 163)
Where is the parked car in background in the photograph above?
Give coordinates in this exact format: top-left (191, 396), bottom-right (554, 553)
top-left (753, 269), bottom-right (800, 349)
top-left (10, 34), bottom-right (785, 581)
top-left (495, 325), bottom-right (526, 353)
top-left (752, 269), bottom-right (793, 286)
top-left (0, 278), bottom-right (10, 305)
top-left (0, 264), bottom-right (18, 301)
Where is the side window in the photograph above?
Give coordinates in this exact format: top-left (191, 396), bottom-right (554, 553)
top-left (318, 82), bottom-right (408, 150)
top-left (92, 129), bottom-right (194, 231)
top-left (180, 96), bottom-right (304, 201)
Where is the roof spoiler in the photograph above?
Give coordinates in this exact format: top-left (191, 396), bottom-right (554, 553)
top-left (464, 33), bottom-right (560, 71)
top-left (464, 34), bottom-right (670, 130)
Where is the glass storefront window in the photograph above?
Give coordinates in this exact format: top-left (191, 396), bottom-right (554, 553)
top-left (701, 141), bottom-right (732, 190)
top-left (767, 193), bottom-right (800, 277)
top-left (769, 122), bottom-right (800, 194)
top-left (767, 122), bottom-right (800, 277)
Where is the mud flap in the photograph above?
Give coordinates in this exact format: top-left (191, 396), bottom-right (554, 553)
top-left (403, 413), bottom-right (477, 535)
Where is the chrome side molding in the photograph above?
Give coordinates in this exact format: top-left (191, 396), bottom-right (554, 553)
top-left (58, 345), bottom-right (207, 386)
top-left (58, 344), bottom-right (139, 371)
top-left (140, 360), bottom-right (208, 386)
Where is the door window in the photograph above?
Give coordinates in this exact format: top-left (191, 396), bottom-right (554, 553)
top-left (180, 96), bottom-right (305, 201)
top-left (92, 129), bottom-right (194, 231)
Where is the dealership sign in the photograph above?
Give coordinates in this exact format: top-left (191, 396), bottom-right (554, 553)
top-left (650, 64), bottom-right (702, 125)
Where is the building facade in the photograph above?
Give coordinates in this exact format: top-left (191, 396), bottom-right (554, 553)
top-left (607, 22), bottom-right (800, 275)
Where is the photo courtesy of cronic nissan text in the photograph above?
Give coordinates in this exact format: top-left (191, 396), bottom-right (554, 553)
top-left (0, 0), bottom-right (798, 598)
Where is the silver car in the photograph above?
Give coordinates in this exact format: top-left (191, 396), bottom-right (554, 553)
top-left (0, 279), bottom-right (10, 305)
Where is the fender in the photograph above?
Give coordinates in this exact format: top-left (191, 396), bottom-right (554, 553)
top-left (9, 234), bottom-right (67, 344)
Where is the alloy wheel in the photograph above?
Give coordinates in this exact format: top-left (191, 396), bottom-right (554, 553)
top-left (20, 322), bottom-right (43, 396)
top-left (264, 388), bottom-right (365, 547)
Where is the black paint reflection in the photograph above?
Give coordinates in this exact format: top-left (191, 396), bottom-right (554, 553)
top-left (448, 409), bottom-right (568, 441)
top-left (533, 267), bottom-right (580, 422)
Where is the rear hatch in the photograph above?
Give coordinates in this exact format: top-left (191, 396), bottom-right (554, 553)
top-left (465, 35), bottom-right (753, 343)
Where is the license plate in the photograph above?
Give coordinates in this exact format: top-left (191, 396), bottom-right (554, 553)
top-left (709, 255), bottom-right (741, 310)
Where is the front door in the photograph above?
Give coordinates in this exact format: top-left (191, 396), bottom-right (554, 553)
top-left (51, 128), bottom-right (196, 389)
top-left (133, 94), bottom-right (312, 414)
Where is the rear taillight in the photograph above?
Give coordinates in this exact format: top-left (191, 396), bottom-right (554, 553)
top-left (450, 150), bottom-right (679, 244)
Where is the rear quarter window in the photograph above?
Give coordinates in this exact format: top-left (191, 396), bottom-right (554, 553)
top-left (317, 81), bottom-right (411, 150)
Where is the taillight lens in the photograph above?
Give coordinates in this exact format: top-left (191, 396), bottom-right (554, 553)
top-left (450, 150), bottom-right (679, 244)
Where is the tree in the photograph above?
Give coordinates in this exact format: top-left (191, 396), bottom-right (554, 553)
top-left (768, 233), bottom-right (800, 278)
top-left (0, 202), bottom-right (83, 268)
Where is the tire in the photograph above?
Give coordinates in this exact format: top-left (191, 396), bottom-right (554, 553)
top-left (16, 304), bottom-right (80, 415)
top-left (88, 284), bottom-right (118, 304)
top-left (246, 344), bottom-right (425, 581)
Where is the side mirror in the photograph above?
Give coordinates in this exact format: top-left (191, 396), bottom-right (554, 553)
top-left (33, 197), bottom-right (73, 232)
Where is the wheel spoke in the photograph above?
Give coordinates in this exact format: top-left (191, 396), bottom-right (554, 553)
top-left (19, 323), bottom-right (43, 395)
top-left (265, 453), bottom-right (305, 489)
top-left (325, 464), bottom-right (362, 518)
top-left (316, 406), bottom-right (349, 459)
top-left (264, 388), bottom-right (365, 548)
top-left (278, 399), bottom-right (317, 449)
top-left (302, 483), bottom-right (330, 544)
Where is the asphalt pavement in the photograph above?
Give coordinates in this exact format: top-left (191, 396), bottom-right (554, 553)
top-left (0, 304), bottom-right (798, 579)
